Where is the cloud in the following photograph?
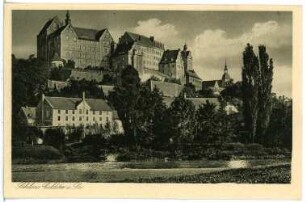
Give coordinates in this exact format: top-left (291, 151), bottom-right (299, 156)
top-left (132, 18), bottom-right (179, 49)
top-left (191, 20), bottom-right (292, 97)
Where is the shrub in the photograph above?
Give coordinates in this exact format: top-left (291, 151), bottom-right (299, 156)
top-left (12, 144), bottom-right (64, 164)
top-left (245, 143), bottom-right (266, 156)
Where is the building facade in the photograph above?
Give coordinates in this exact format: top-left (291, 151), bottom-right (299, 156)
top-left (37, 11), bottom-right (114, 69)
top-left (111, 32), bottom-right (165, 81)
top-left (159, 49), bottom-right (185, 82)
top-left (36, 93), bottom-right (114, 127)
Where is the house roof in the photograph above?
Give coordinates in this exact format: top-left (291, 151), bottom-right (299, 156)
top-left (202, 80), bottom-right (222, 88)
top-left (126, 32), bottom-right (164, 49)
top-left (44, 96), bottom-right (113, 111)
top-left (48, 25), bottom-right (107, 41)
top-left (113, 42), bottom-right (135, 56)
top-left (186, 70), bottom-right (202, 80)
top-left (160, 49), bottom-right (180, 64)
top-left (74, 27), bottom-right (106, 41)
top-left (144, 68), bottom-right (170, 79)
top-left (21, 106), bottom-right (36, 119)
top-left (38, 16), bottom-right (62, 36)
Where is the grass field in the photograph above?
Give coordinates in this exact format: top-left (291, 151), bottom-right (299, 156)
top-left (12, 160), bottom-right (290, 183)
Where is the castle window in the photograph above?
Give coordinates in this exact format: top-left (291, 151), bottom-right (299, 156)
top-left (79, 117), bottom-right (82, 121)
top-left (72, 117), bottom-right (75, 121)
top-left (66, 116), bottom-right (68, 121)
top-left (58, 116), bottom-right (61, 121)
top-left (66, 110), bottom-right (68, 114)
top-left (58, 110), bottom-right (61, 114)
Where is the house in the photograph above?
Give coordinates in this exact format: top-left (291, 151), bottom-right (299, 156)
top-left (36, 92), bottom-right (115, 128)
top-left (37, 11), bottom-right (114, 68)
top-left (19, 106), bottom-right (37, 126)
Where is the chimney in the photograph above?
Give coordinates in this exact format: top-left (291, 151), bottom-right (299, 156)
top-left (82, 91), bottom-right (85, 101)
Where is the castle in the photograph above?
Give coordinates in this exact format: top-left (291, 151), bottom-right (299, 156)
top-left (37, 11), bottom-right (203, 90)
top-left (37, 11), bottom-right (114, 69)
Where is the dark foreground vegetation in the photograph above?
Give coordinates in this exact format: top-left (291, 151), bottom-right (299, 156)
top-left (123, 164), bottom-right (291, 183)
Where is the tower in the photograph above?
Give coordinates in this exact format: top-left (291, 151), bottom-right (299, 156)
top-left (65, 10), bottom-right (71, 25)
top-left (222, 59), bottom-right (231, 86)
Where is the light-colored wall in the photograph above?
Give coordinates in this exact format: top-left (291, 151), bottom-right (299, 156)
top-left (51, 101), bottom-right (113, 127)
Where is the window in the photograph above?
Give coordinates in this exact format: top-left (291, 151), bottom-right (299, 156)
top-left (106, 117), bottom-right (109, 122)
top-left (72, 117), bottom-right (75, 121)
top-left (86, 110), bottom-right (88, 114)
top-left (93, 117), bottom-right (95, 121)
top-left (79, 109), bottom-right (82, 114)
top-left (66, 116), bottom-right (68, 121)
top-left (66, 110), bottom-right (68, 114)
top-left (99, 117), bottom-right (102, 121)
top-left (93, 111), bottom-right (95, 115)
top-left (72, 110), bottom-right (75, 114)
top-left (99, 111), bottom-right (102, 115)
top-left (58, 116), bottom-right (61, 121)
top-left (79, 117), bottom-right (82, 121)
top-left (58, 110), bottom-right (61, 114)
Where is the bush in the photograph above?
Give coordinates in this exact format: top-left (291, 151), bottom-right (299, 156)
top-left (245, 143), bottom-right (266, 156)
top-left (12, 144), bottom-right (65, 164)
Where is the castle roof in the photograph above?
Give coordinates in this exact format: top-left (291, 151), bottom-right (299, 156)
top-left (48, 25), bottom-right (107, 41)
top-left (125, 32), bottom-right (164, 49)
top-left (74, 27), bottom-right (106, 41)
top-left (160, 49), bottom-right (180, 64)
top-left (186, 69), bottom-right (201, 80)
top-left (44, 96), bottom-right (113, 111)
top-left (113, 41), bottom-right (134, 56)
top-left (38, 16), bottom-right (62, 36)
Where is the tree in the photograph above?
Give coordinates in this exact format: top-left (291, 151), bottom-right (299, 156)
top-left (44, 128), bottom-right (66, 151)
top-left (167, 95), bottom-right (196, 150)
top-left (241, 44), bottom-right (274, 144)
top-left (257, 46), bottom-right (274, 143)
top-left (265, 96), bottom-right (292, 149)
top-left (242, 43), bottom-right (260, 143)
top-left (109, 65), bottom-right (141, 147)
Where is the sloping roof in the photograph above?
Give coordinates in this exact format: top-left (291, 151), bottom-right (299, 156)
top-left (74, 27), bottom-right (106, 41)
top-left (38, 16), bottom-right (61, 36)
top-left (186, 70), bottom-right (202, 80)
top-left (48, 25), bottom-right (67, 38)
top-left (160, 49), bottom-right (180, 64)
top-left (202, 80), bottom-right (222, 88)
top-left (126, 32), bottom-right (164, 49)
top-left (98, 85), bottom-right (115, 97)
top-left (48, 25), bottom-right (107, 41)
top-left (44, 96), bottom-right (113, 111)
top-left (144, 68), bottom-right (170, 79)
top-left (113, 42), bottom-right (134, 56)
top-left (21, 106), bottom-right (36, 119)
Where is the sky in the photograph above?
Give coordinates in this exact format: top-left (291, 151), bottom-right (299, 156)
top-left (12, 10), bottom-right (292, 97)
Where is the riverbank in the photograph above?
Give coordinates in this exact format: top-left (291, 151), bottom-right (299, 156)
top-left (12, 160), bottom-right (290, 183)
top-left (123, 164), bottom-right (291, 183)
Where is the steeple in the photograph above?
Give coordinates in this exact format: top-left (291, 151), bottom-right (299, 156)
top-left (65, 10), bottom-right (71, 25)
top-left (183, 43), bottom-right (188, 51)
top-left (224, 59), bottom-right (228, 74)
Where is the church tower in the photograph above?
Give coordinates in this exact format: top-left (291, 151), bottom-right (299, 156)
top-left (65, 10), bottom-right (71, 25)
top-left (221, 60), bottom-right (232, 86)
